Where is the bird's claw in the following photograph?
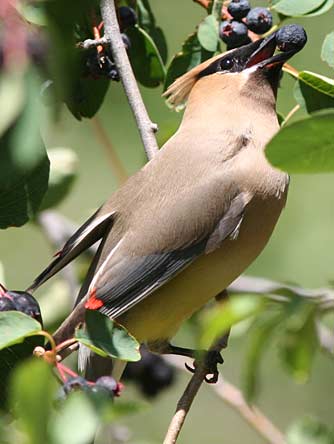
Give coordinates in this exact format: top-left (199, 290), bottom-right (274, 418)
top-left (184, 350), bottom-right (224, 384)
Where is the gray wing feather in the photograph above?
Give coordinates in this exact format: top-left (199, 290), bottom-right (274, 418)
top-left (93, 191), bottom-right (251, 319)
top-left (27, 208), bottom-right (114, 292)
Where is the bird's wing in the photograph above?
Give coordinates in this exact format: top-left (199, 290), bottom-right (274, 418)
top-left (27, 208), bottom-right (115, 292)
top-left (86, 191), bottom-right (252, 319)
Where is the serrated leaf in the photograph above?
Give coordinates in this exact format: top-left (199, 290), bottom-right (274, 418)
top-left (266, 111), bottom-right (334, 173)
top-left (197, 15), bottom-right (219, 52)
top-left (0, 311), bottom-right (42, 350)
top-left (75, 310), bottom-right (140, 362)
top-left (287, 417), bottom-right (334, 444)
top-left (10, 359), bottom-right (56, 444)
top-left (321, 32), bottom-right (334, 69)
top-left (200, 295), bottom-right (265, 349)
top-left (126, 25), bottom-right (166, 88)
top-left (39, 147), bottom-right (78, 211)
top-left (273, 0), bottom-right (325, 16)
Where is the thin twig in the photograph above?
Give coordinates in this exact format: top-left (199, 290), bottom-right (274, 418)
top-left (163, 363), bottom-right (209, 444)
top-left (100, 0), bottom-right (159, 161)
top-left (91, 117), bottom-right (128, 184)
top-left (166, 356), bottom-right (286, 444)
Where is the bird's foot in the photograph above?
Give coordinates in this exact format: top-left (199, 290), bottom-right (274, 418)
top-left (158, 343), bottom-right (224, 384)
top-left (184, 350), bottom-right (224, 384)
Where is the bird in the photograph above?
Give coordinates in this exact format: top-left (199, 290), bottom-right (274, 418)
top-left (28, 30), bottom-right (305, 382)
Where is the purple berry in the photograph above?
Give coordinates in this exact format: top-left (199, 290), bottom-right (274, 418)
top-left (7, 290), bottom-right (42, 325)
top-left (118, 6), bottom-right (137, 30)
top-left (219, 20), bottom-right (249, 48)
top-left (276, 25), bottom-right (307, 52)
top-left (95, 376), bottom-right (118, 396)
top-left (0, 296), bottom-right (17, 312)
top-left (228, 0), bottom-right (251, 20)
top-left (246, 7), bottom-right (273, 35)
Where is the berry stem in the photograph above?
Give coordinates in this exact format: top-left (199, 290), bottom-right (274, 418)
top-left (0, 283), bottom-right (7, 296)
top-left (55, 337), bottom-right (78, 353)
top-left (281, 104), bottom-right (300, 127)
top-left (283, 63), bottom-right (299, 78)
top-left (56, 362), bottom-right (68, 382)
top-left (57, 362), bottom-right (79, 378)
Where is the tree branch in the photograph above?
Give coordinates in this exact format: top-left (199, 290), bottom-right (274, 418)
top-left (166, 355), bottom-right (286, 444)
top-left (99, 0), bottom-right (159, 161)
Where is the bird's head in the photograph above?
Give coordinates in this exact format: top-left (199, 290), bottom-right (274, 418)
top-left (164, 26), bottom-right (306, 114)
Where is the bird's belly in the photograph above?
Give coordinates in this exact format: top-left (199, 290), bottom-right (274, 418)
top-left (118, 195), bottom-right (286, 344)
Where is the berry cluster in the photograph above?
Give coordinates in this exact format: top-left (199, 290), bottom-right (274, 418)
top-left (124, 347), bottom-right (175, 398)
top-left (0, 285), bottom-right (42, 325)
top-left (58, 374), bottom-right (122, 401)
top-left (220, 1), bottom-right (273, 50)
top-left (84, 6), bottom-right (136, 81)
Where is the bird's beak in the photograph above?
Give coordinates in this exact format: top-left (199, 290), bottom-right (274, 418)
top-left (245, 32), bottom-right (298, 70)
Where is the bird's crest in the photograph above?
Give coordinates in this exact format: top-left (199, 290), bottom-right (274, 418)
top-left (163, 53), bottom-right (223, 109)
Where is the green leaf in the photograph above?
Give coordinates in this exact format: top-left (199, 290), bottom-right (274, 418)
top-left (126, 25), bottom-right (166, 88)
top-left (51, 392), bottom-right (99, 444)
top-left (304, 0), bottom-right (334, 16)
top-left (10, 359), bottom-right (56, 444)
top-left (17, 2), bottom-right (47, 26)
top-left (242, 308), bottom-right (283, 401)
top-left (164, 32), bottom-right (213, 91)
top-left (0, 72), bottom-right (25, 137)
top-left (65, 69), bottom-right (110, 120)
top-left (200, 295), bottom-right (266, 349)
top-left (294, 70), bottom-right (334, 113)
top-left (75, 310), bottom-right (140, 362)
top-left (266, 112), bottom-right (334, 173)
top-left (0, 336), bottom-right (43, 411)
top-left (273, 0), bottom-right (325, 16)
top-left (39, 148), bottom-right (78, 211)
top-left (321, 32), bottom-right (334, 69)
top-left (0, 311), bottom-right (42, 350)
top-left (137, 0), bottom-right (168, 63)
top-left (0, 70), bottom-right (50, 228)
top-left (197, 15), bottom-right (220, 52)
top-left (287, 417), bottom-right (334, 444)
top-left (279, 301), bottom-right (318, 382)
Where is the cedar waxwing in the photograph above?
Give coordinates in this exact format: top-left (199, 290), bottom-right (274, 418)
top-left (28, 31), bottom-right (305, 381)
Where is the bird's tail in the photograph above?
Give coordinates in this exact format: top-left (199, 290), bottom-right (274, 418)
top-left (78, 346), bottom-right (127, 382)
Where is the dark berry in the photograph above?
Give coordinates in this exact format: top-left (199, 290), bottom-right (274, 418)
top-left (219, 20), bottom-right (249, 48)
top-left (228, 0), bottom-right (251, 20)
top-left (124, 348), bottom-right (175, 398)
top-left (26, 33), bottom-right (48, 67)
top-left (63, 376), bottom-right (88, 394)
top-left (0, 296), bottom-right (17, 312)
top-left (118, 6), bottom-right (137, 30)
top-left (276, 25), bottom-right (307, 52)
top-left (95, 376), bottom-right (118, 396)
top-left (246, 8), bottom-right (273, 34)
top-left (121, 33), bottom-right (131, 50)
top-left (7, 291), bottom-right (42, 325)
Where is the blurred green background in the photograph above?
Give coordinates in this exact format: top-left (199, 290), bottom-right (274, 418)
top-left (1, 1), bottom-right (334, 442)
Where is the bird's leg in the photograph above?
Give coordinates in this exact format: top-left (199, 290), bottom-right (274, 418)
top-left (158, 289), bottom-right (230, 384)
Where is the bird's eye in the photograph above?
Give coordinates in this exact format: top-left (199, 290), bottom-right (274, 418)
top-left (220, 58), bottom-right (234, 71)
